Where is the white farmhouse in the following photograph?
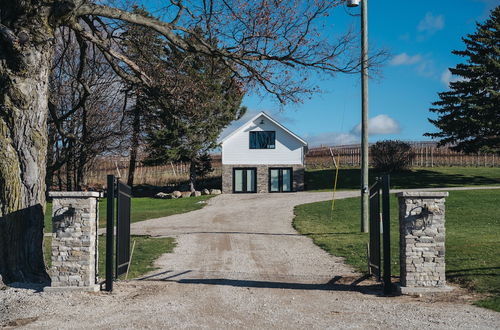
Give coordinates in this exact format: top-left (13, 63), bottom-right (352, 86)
top-left (220, 112), bottom-right (308, 193)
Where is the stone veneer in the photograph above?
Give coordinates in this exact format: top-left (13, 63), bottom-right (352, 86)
top-left (398, 191), bottom-right (448, 290)
top-left (222, 164), bottom-right (304, 193)
top-left (47, 191), bottom-right (101, 291)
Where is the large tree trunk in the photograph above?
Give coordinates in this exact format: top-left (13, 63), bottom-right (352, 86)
top-left (0, 8), bottom-right (54, 284)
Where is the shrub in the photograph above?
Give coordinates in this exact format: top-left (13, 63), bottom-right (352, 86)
top-left (370, 140), bottom-right (415, 172)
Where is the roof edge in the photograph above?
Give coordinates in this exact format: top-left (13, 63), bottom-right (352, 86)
top-left (220, 111), bottom-right (308, 146)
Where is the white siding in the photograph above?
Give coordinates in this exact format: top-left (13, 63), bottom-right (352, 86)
top-left (222, 117), bottom-right (305, 165)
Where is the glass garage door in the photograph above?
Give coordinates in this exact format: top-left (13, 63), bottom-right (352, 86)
top-left (269, 168), bottom-right (292, 192)
top-left (233, 168), bottom-right (257, 193)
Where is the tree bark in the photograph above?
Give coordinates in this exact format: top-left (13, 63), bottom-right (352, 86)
top-left (0, 10), bottom-right (53, 284)
top-left (76, 105), bottom-right (88, 190)
top-left (189, 160), bottom-right (196, 192)
top-left (127, 104), bottom-right (141, 187)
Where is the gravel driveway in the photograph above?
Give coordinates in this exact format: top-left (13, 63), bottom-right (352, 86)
top-left (1, 189), bottom-right (500, 329)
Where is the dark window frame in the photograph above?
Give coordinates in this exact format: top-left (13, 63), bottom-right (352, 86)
top-left (249, 131), bottom-right (276, 149)
top-left (233, 167), bottom-right (257, 193)
top-left (268, 167), bottom-right (293, 193)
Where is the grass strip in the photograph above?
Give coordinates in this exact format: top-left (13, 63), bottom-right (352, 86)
top-left (305, 167), bottom-right (500, 191)
top-left (44, 196), bottom-right (212, 233)
top-left (293, 189), bottom-right (500, 312)
top-left (44, 235), bottom-right (176, 280)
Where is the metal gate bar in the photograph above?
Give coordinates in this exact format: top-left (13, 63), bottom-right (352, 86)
top-left (104, 175), bottom-right (132, 291)
top-left (369, 180), bottom-right (381, 280)
top-left (368, 174), bottom-right (392, 294)
top-left (105, 175), bottom-right (115, 292)
top-left (116, 180), bottom-right (132, 277)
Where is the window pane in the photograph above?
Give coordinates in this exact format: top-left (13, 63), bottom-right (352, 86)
top-left (282, 169), bottom-right (292, 192)
top-left (250, 131), bottom-right (275, 149)
top-left (249, 132), bottom-right (257, 149)
top-left (270, 169), bottom-right (280, 192)
top-left (246, 169), bottom-right (255, 192)
top-left (234, 170), bottom-right (243, 192)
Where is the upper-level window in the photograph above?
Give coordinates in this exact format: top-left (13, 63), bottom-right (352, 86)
top-left (249, 131), bottom-right (276, 149)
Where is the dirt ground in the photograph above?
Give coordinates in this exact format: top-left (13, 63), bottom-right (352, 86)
top-left (1, 190), bottom-right (500, 329)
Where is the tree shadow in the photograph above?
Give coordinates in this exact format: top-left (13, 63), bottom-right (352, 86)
top-left (139, 271), bottom-right (393, 296)
top-left (0, 204), bottom-right (50, 285)
top-left (167, 231), bottom-right (358, 237)
top-left (446, 267), bottom-right (500, 279)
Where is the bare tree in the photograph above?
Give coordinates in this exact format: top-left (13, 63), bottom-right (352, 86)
top-left (0, 0), bottom-right (384, 283)
top-left (47, 27), bottom-right (129, 192)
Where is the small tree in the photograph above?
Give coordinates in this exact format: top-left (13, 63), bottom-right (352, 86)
top-left (371, 140), bottom-right (415, 173)
top-left (425, 6), bottom-right (500, 154)
top-left (143, 30), bottom-right (246, 191)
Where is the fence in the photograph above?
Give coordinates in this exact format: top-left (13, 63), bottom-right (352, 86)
top-left (67, 143), bottom-right (497, 189)
top-left (305, 143), bottom-right (499, 169)
top-left (83, 156), bottom-right (222, 188)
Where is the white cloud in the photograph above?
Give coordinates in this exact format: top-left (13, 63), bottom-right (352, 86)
top-left (440, 69), bottom-right (453, 86)
top-left (440, 69), bottom-right (467, 87)
top-left (416, 60), bottom-right (436, 78)
top-left (351, 114), bottom-right (401, 136)
top-left (304, 132), bottom-right (359, 148)
top-left (418, 13), bottom-right (445, 34)
top-left (390, 53), bottom-right (422, 66)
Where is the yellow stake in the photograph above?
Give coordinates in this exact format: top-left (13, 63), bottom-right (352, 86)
top-left (330, 148), bottom-right (340, 219)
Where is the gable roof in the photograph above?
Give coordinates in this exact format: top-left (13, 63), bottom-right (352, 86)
top-left (220, 111), bottom-right (307, 146)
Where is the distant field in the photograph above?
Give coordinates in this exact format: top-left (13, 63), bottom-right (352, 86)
top-left (44, 196), bottom-right (212, 233)
top-left (293, 189), bottom-right (500, 312)
top-left (305, 167), bottom-right (500, 191)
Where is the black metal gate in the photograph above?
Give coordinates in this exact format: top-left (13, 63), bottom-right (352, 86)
top-left (104, 175), bottom-right (131, 291)
top-left (368, 174), bottom-right (392, 294)
top-left (116, 180), bottom-right (132, 277)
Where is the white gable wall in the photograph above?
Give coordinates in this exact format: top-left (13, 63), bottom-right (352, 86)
top-left (222, 118), bottom-right (304, 165)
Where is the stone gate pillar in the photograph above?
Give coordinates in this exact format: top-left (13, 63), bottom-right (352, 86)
top-left (45, 192), bottom-right (102, 292)
top-left (397, 191), bottom-right (452, 294)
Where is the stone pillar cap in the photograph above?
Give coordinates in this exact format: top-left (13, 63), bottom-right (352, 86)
top-left (49, 191), bottom-right (103, 198)
top-left (397, 191), bottom-right (449, 198)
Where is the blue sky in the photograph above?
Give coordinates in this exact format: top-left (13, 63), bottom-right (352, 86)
top-left (222, 0), bottom-right (498, 147)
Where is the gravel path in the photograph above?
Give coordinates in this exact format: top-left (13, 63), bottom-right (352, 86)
top-left (1, 188), bottom-right (500, 329)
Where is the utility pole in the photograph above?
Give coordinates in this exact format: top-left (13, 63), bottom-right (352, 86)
top-left (360, 0), bottom-right (369, 233)
top-left (346, 0), bottom-right (369, 232)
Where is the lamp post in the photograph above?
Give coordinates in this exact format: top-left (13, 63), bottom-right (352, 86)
top-left (348, 0), bottom-right (369, 233)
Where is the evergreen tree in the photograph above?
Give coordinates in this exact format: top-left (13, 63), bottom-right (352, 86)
top-left (121, 6), bottom-right (167, 187)
top-left (144, 29), bottom-right (246, 191)
top-left (426, 6), bottom-right (500, 154)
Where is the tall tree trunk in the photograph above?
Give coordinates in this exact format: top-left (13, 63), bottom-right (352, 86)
top-left (127, 105), bottom-right (141, 187)
top-left (189, 160), bottom-right (196, 192)
top-left (66, 139), bottom-right (74, 191)
top-left (76, 105), bottom-right (88, 190)
top-left (45, 127), bottom-right (56, 198)
top-left (0, 9), bottom-right (53, 284)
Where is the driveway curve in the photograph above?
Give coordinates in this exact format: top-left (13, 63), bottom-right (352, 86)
top-left (2, 189), bottom-right (500, 329)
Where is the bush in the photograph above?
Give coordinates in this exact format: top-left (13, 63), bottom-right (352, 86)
top-left (370, 140), bottom-right (415, 172)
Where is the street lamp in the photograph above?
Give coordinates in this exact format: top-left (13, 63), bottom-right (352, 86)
top-left (347, 0), bottom-right (369, 233)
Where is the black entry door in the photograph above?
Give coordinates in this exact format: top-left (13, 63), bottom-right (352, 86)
top-left (233, 168), bottom-right (257, 193)
top-left (269, 168), bottom-right (293, 192)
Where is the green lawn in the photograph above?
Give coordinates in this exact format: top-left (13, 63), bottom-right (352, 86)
top-left (305, 167), bottom-right (500, 191)
top-left (293, 189), bottom-right (500, 311)
top-left (44, 235), bottom-right (176, 280)
top-left (44, 195), bottom-right (212, 233)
